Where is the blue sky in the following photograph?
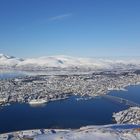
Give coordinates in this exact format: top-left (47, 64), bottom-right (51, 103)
top-left (0, 0), bottom-right (140, 58)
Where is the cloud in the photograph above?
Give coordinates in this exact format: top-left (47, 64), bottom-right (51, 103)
top-left (49, 13), bottom-right (72, 21)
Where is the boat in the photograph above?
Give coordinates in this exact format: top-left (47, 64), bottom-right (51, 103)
top-left (29, 99), bottom-right (47, 105)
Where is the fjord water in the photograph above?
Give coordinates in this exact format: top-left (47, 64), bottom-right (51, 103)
top-left (0, 71), bottom-right (25, 79)
top-left (0, 73), bottom-right (140, 133)
top-left (0, 96), bottom-right (128, 133)
top-left (109, 86), bottom-right (140, 104)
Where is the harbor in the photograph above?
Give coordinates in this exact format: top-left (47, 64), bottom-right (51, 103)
top-left (1, 84), bottom-right (140, 134)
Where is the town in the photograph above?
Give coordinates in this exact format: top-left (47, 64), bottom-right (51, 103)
top-left (0, 70), bottom-right (140, 107)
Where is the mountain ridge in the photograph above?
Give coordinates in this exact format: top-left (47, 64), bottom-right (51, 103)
top-left (0, 54), bottom-right (140, 70)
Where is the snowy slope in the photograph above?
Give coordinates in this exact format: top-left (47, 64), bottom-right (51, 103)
top-left (1, 125), bottom-right (140, 140)
top-left (34, 125), bottom-right (140, 140)
top-left (0, 54), bottom-right (140, 70)
top-left (34, 130), bottom-right (140, 140)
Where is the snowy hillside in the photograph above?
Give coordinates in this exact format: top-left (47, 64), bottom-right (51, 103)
top-left (1, 124), bottom-right (140, 140)
top-left (34, 126), bottom-right (140, 140)
top-left (0, 54), bottom-right (140, 70)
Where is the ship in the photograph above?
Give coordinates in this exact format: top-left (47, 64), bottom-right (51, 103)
top-left (29, 99), bottom-right (47, 105)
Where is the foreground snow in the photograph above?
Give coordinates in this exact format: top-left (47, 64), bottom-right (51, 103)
top-left (35, 126), bottom-right (140, 140)
top-left (1, 125), bottom-right (140, 140)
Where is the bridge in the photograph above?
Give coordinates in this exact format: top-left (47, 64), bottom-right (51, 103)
top-left (101, 95), bottom-right (140, 107)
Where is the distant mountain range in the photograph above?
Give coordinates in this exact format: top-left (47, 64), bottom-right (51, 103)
top-left (0, 54), bottom-right (140, 71)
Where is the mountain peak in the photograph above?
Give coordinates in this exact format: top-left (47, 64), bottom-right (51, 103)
top-left (0, 54), bottom-right (17, 59)
top-left (0, 54), bottom-right (9, 59)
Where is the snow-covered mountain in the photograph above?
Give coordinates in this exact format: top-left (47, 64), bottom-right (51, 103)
top-left (0, 54), bottom-right (140, 71)
top-left (0, 54), bottom-right (23, 68)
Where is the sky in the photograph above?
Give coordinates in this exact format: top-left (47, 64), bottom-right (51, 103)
top-left (0, 0), bottom-right (140, 58)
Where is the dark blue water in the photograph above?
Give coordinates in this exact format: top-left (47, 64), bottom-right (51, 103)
top-left (109, 85), bottom-right (140, 104)
top-left (0, 73), bottom-right (140, 134)
top-left (0, 96), bottom-right (128, 133)
top-left (0, 72), bottom-right (25, 79)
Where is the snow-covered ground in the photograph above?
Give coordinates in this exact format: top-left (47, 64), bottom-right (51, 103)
top-left (34, 126), bottom-right (140, 140)
top-left (1, 125), bottom-right (140, 140)
top-left (0, 54), bottom-right (140, 70)
top-left (113, 107), bottom-right (140, 125)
